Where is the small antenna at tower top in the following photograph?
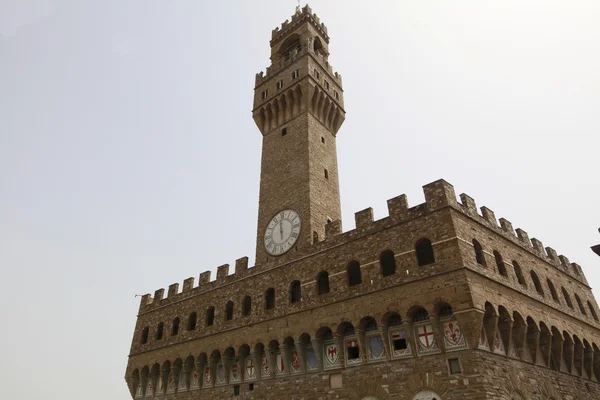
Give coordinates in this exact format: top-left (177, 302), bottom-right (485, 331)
top-left (296, 1), bottom-right (301, 12)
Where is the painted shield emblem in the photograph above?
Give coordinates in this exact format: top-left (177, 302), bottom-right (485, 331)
top-left (191, 371), bottom-right (200, 387)
top-left (306, 346), bottom-right (318, 370)
top-left (494, 330), bottom-right (505, 354)
top-left (368, 335), bottom-right (384, 359)
top-left (325, 343), bottom-right (338, 365)
top-left (216, 363), bottom-right (226, 384)
top-left (246, 358), bottom-right (256, 378)
top-left (231, 362), bottom-right (239, 381)
top-left (167, 373), bottom-right (175, 392)
top-left (262, 357), bottom-right (270, 376)
top-left (417, 324), bottom-right (436, 350)
top-left (291, 350), bottom-right (301, 372)
top-left (443, 321), bottom-right (465, 349)
top-left (276, 352), bottom-right (285, 374)
top-left (178, 369), bottom-right (187, 390)
top-left (479, 327), bottom-right (489, 349)
top-left (204, 367), bottom-right (211, 384)
top-left (145, 378), bottom-right (154, 397)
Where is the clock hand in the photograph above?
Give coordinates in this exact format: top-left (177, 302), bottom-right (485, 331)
top-left (279, 220), bottom-right (284, 240)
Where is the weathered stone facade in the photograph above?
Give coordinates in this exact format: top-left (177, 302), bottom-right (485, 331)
top-left (125, 5), bottom-right (600, 400)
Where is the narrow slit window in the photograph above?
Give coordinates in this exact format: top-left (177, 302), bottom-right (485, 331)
top-left (324, 169), bottom-right (329, 180)
top-left (281, 127), bottom-right (287, 136)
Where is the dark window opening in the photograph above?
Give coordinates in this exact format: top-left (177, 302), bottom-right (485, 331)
top-left (317, 271), bottom-right (330, 295)
top-left (473, 239), bottom-right (486, 266)
top-left (187, 312), bottom-right (197, 331)
top-left (292, 69), bottom-right (299, 79)
top-left (347, 346), bottom-right (360, 360)
top-left (242, 296), bottom-right (251, 317)
top-left (365, 318), bottom-right (378, 332)
top-left (281, 127), bottom-right (287, 136)
top-left (412, 308), bottom-right (429, 322)
top-left (494, 251), bottom-right (507, 276)
top-left (415, 238), bottom-right (435, 266)
top-left (225, 301), bottom-right (234, 321)
top-left (324, 169), bottom-right (329, 179)
top-left (141, 327), bottom-right (149, 344)
top-left (387, 314), bottom-right (402, 327)
top-left (392, 334), bottom-right (408, 350)
top-left (588, 301), bottom-right (599, 321)
top-left (248, 383), bottom-right (254, 391)
top-left (276, 80), bottom-right (283, 90)
top-left (206, 306), bottom-right (215, 326)
top-left (289, 280), bottom-right (301, 303)
top-left (233, 385), bottom-right (240, 396)
top-left (448, 358), bottom-right (462, 374)
top-left (171, 318), bottom-right (180, 336)
top-left (380, 250), bottom-right (396, 277)
top-left (513, 261), bottom-right (526, 287)
top-left (530, 271), bottom-right (544, 296)
top-left (321, 136), bottom-right (325, 144)
top-left (563, 288), bottom-right (574, 309)
top-left (438, 305), bottom-right (453, 318)
top-left (155, 322), bottom-right (164, 340)
top-left (347, 261), bottom-right (362, 286)
top-left (265, 288), bottom-right (275, 310)
top-left (575, 294), bottom-right (587, 315)
top-left (547, 279), bottom-right (560, 303)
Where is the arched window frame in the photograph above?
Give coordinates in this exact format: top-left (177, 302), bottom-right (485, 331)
top-left (289, 280), bottom-right (301, 304)
top-left (473, 239), bottom-right (486, 266)
top-left (155, 322), bottom-right (164, 340)
top-left (225, 300), bottom-right (234, 321)
top-left (380, 250), bottom-right (396, 277)
top-left (317, 271), bottom-right (330, 295)
top-left (493, 251), bottom-right (507, 276)
top-left (415, 238), bottom-right (435, 266)
top-left (206, 306), bottom-right (215, 326)
top-left (562, 287), bottom-right (574, 309)
top-left (171, 317), bottom-right (180, 336)
top-left (242, 295), bottom-right (251, 317)
top-left (530, 271), bottom-right (544, 296)
top-left (140, 326), bottom-right (149, 344)
top-left (513, 261), bottom-right (527, 287)
top-left (265, 288), bottom-right (275, 310)
top-left (546, 278), bottom-right (560, 303)
top-left (347, 261), bottom-right (362, 286)
top-left (187, 312), bottom-right (197, 331)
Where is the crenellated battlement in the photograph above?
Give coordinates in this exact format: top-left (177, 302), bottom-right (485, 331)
top-left (271, 5), bottom-right (329, 43)
top-left (139, 179), bottom-right (590, 313)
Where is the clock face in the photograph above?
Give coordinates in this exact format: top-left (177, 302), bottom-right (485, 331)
top-left (264, 209), bottom-right (301, 256)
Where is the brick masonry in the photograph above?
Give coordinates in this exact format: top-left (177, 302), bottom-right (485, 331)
top-left (125, 5), bottom-right (600, 400)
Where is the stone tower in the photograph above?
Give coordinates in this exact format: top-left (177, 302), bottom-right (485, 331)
top-left (252, 5), bottom-right (345, 264)
top-left (125, 6), bottom-right (600, 400)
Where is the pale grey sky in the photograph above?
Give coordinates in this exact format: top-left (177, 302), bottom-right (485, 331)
top-left (1, 1), bottom-right (599, 399)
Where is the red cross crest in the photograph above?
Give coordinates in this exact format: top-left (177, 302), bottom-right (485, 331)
top-left (246, 359), bottom-right (255, 377)
top-left (418, 325), bottom-right (435, 349)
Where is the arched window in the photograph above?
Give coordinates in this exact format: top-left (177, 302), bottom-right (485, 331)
top-left (513, 261), bottom-right (526, 287)
top-left (530, 271), bottom-right (544, 296)
top-left (438, 304), bottom-right (453, 318)
top-left (171, 317), bottom-right (180, 336)
top-left (289, 280), bottom-right (301, 303)
top-left (187, 312), bottom-right (197, 331)
top-left (473, 239), bottom-right (486, 266)
top-left (347, 260), bottom-right (362, 286)
top-left (225, 301), bottom-right (234, 321)
top-left (546, 279), bottom-right (559, 303)
top-left (242, 296), bottom-right (251, 317)
top-left (140, 327), bottom-right (149, 344)
top-left (415, 238), bottom-right (435, 266)
top-left (265, 288), bottom-right (275, 310)
top-left (494, 251), bottom-right (507, 276)
top-left (412, 390), bottom-right (442, 400)
top-left (206, 306), bottom-right (215, 326)
top-left (587, 301), bottom-right (599, 322)
top-left (562, 287), bottom-right (574, 309)
top-left (364, 318), bottom-right (378, 332)
top-left (155, 322), bottom-right (164, 340)
top-left (317, 271), bottom-right (330, 294)
top-left (575, 294), bottom-right (587, 315)
top-left (412, 307), bottom-right (429, 322)
top-left (380, 250), bottom-right (396, 276)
